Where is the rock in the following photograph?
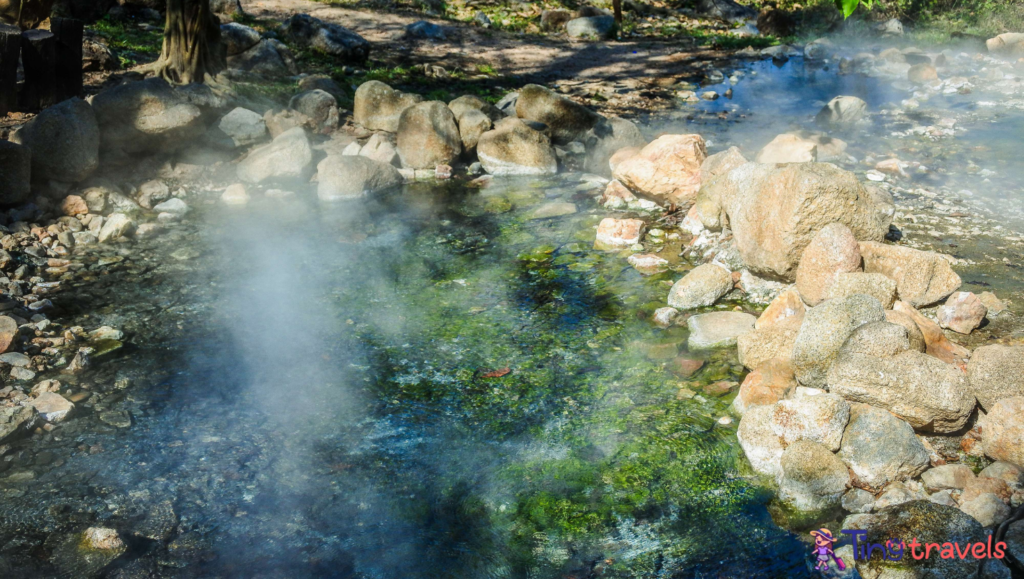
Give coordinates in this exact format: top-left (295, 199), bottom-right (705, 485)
top-left (210, 0), bottom-right (243, 15)
top-left (986, 32), bottom-right (1024, 54)
top-left (221, 184), bottom-right (249, 205)
top-left (824, 272), bottom-right (898, 309)
top-left (874, 481), bottom-right (927, 510)
top-left (936, 292), bottom-right (987, 334)
top-left (210, 107), bottom-right (266, 149)
top-left (804, 37), bottom-right (834, 60)
top-left (448, 95), bottom-right (504, 124)
top-left (237, 127), bottom-right (313, 183)
top-left (840, 321), bottom-right (911, 359)
top-left (97, 213), bottom-right (133, 242)
top-left (883, 310), bottom-right (926, 353)
top-left (705, 163), bottom-right (892, 280)
top-left (755, 288), bottom-right (805, 330)
top-left (860, 242), bottom-right (961, 308)
top-left (82, 39), bottom-right (119, 72)
top-left (279, 13), bottom-right (370, 63)
top-left (962, 476), bottom-right (1011, 504)
top-left (815, 95), bottom-right (867, 130)
top-left (454, 109), bottom-right (492, 156)
top-left (791, 293), bottom-right (885, 387)
top-left (922, 464), bottom-right (975, 491)
top-left (89, 78), bottom-right (206, 159)
top-left (27, 391), bottom-right (74, 422)
top-left (0, 316), bottom-right (17, 353)
top-left (1, 352), bottom-right (30, 366)
top-left (978, 291), bottom-right (1006, 315)
top-left (612, 134), bottom-right (706, 207)
top-left (566, 15), bottom-right (616, 40)
top-left (737, 324), bottom-right (798, 370)
top-left (515, 84), bottom-right (601, 145)
top-left (892, 301), bottom-right (970, 365)
top-left (1006, 520), bottom-right (1024, 572)
top-left (773, 390), bottom-right (851, 451)
top-left (396, 101), bottom-right (461, 169)
top-left (494, 91), bottom-right (518, 117)
top-left (858, 501), bottom-right (984, 579)
top-left (0, 406), bottom-right (36, 442)
top-left (652, 307), bottom-right (679, 328)
top-left (61, 195), bottom-right (88, 216)
top-left (0, 140), bottom-right (31, 206)
top-left (297, 75), bottom-right (349, 106)
top-left (582, 117), bottom-right (646, 175)
top-left (225, 39), bottom-right (294, 76)
top-left (732, 359), bottom-right (797, 416)
top-left (909, 63), bottom-right (939, 83)
top-left (754, 133), bottom-right (817, 163)
top-left (316, 155), bottom-right (404, 201)
top-left (778, 440), bottom-right (850, 511)
top-left (10, 97), bottom-right (99, 183)
top-left (220, 22), bottom-right (261, 56)
top-left (526, 202), bottom-right (576, 220)
top-left (84, 527), bottom-right (124, 550)
top-left (961, 493), bottom-right (1011, 527)
top-left (137, 179), bottom-right (170, 209)
top-left (672, 356), bottom-right (704, 377)
top-left (627, 253), bottom-right (669, 275)
top-left (153, 198), bottom-right (187, 220)
top-left (795, 223), bottom-right (862, 306)
top-left (540, 9), bottom-right (574, 31)
top-left (666, 263), bottom-right (732, 310)
top-left (698, 146), bottom-right (747, 186)
top-left (828, 350), bottom-right (975, 433)
top-left (263, 109), bottom-right (309, 139)
top-left (358, 133), bottom-right (399, 166)
top-left (979, 397), bottom-right (1024, 467)
top-left (843, 488), bottom-right (876, 513)
top-left (696, 0), bottom-right (756, 22)
top-left (594, 217), bottom-right (644, 249)
top-left (979, 462), bottom-right (1024, 488)
top-left (405, 20), bottom-right (445, 40)
top-left (477, 118), bottom-right (558, 176)
top-left (686, 311), bottom-right (756, 350)
top-left (876, 17), bottom-right (904, 35)
top-left (839, 404), bottom-right (930, 489)
top-left (354, 81), bottom-right (423, 133)
top-left (737, 405), bottom-right (786, 478)
top-left (289, 90), bottom-right (339, 133)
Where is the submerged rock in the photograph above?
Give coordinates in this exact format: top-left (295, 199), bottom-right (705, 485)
top-left (814, 95), bottom-right (867, 129)
top-left (686, 311), bottom-right (756, 350)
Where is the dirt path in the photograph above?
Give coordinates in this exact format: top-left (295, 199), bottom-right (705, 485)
top-left (243, 0), bottom-right (737, 116)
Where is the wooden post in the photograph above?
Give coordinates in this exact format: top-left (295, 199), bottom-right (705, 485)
top-left (51, 18), bottom-right (84, 101)
top-left (0, 23), bottom-right (19, 117)
top-left (21, 29), bottom-right (57, 111)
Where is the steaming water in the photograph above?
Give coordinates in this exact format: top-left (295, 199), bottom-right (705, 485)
top-left (2, 53), bottom-right (1024, 578)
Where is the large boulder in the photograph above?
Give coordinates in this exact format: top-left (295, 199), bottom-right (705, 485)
top-left (396, 101), bottom-right (461, 169)
top-left (454, 109), bottom-right (492, 156)
top-left (666, 263), bottom-right (732, 310)
top-left (0, 140), bottom-right (31, 206)
top-left (353, 81), bottom-right (423, 133)
top-left (612, 134), bottom-right (706, 207)
top-left (791, 293), bottom-right (885, 388)
top-left (10, 97), bottom-right (99, 183)
top-left (794, 223), bottom-right (862, 306)
top-left (699, 146), bottom-right (747, 184)
top-left (89, 78), bottom-right (206, 160)
top-left (582, 117), bottom-right (646, 174)
top-left (814, 95), bottom-right (867, 130)
top-left (279, 13), bottom-right (370, 63)
top-left (754, 133), bottom-right (817, 164)
top-left (206, 107), bottom-right (266, 149)
top-left (857, 501), bottom-right (984, 579)
top-left (892, 300), bottom-right (970, 366)
top-left (686, 311), bottom-right (756, 350)
top-left (986, 32), bottom-right (1024, 55)
top-left (737, 324), bottom-right (798, 370)
top-left (702, 163), bottom-right (893, 280)
top-left (967, 345), bottom-right (1024, 411)
top-left (936, 291), bottom-right (986, 334)
top-left (448, 95), bottom-right (504, 124)
top-left (514, 84), bottom-right (601, 145)
top-left (236, 127), bottom-right (313, 183)
top-left (566, 15), bottom-right (616, 40)
top-left (732, 359), bottom-right (797, 416)
top-left (778, 440), bottom-right (850, 511)
top-left (0, 406), bottom-right (36, 443)
top-left (221, 22), bottom-right (261, 56)
top-left (839, 404), bottom-right (930, 489)
top-left (823, 272), bottom-right (897, 308)
top-left (828, 350), bottom-right (975, 433)
top-left (979, 397), bottom-right (1024, 468)
top-left (316, 155), bottom-right (403, 201)
top-left (839, 321), bottom-right (911, 359)
top-left (859, 241), bottom-right (962, 307)
top-left (755, 288), bottom-right (805, 331)
top-left (884, 309), bottom-right (927, 353)
top-left (227, 39), bottom-right (296, 77)
top-left (289, 89), bottom-right (339, 133)
top-left (477, 118), bottom-right (557, 176)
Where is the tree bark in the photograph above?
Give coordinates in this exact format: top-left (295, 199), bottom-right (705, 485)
top-left (51, 16), bottom-right (83, 101)
top-left (613, 0), bottom-right (622, 24)
top-left (0, 23), bottom-right (19, 116)
top-left (150, 0), bottom-right (225, 85)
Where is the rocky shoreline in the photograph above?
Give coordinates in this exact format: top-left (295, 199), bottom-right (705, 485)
top-left (1, 7), bottom-right (1024, 576)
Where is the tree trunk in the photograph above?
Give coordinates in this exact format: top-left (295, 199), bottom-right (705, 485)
top-left (151, 0), bottom-right (225, 85)
top-left (613, 0), bottom-right (622, 24)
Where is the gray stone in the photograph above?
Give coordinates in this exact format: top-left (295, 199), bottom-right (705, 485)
top-left (791, 293), bottom-right (886, 388)
top-left (0, 140), bottom-right (31, 206)
top-left (354, 81), bottom-right (424, 133)
top-left (98, 213), bottom-right (134, 243)
top-left (778, 440), bottom-right (850, 511)
top-left (289, 89), bottom-right (339, 132)
top-left (839, 321), bottom-right (911, 359)
top-left (448, 95), bottom-right (505, 124)
top-left (405, 20), bottom-right (446, 40)
top-left (358, 133), bottom-right (399, 166)
top-left (772, 390), bottom-right (851, 451)
top-left (27, 392), bottom-right (74, 422)
top-left (828, 350), bottom-right (975, 433)
top-left (815, 95), bottom-right (867, 129)
top-left (226, 39), bottom-right (294, 77)
top-left (396, 101), bottom-right (461, 169)
top-left (279, 14), bottom-right (370, 63)
top-left (859, 502), bottom-right (984, 579)
top-left (455, 109), bottom-right (492, 156)
top-left (237, 127), bottom-right (313, 184)
top-left (10, 97), bottom-right (99, 183)
top-left (873, 481), bottom-right (927, 510)
top-left (316, 155), bottom-right (403, 201)
top-left (89, 78), bottom-right (206, 159)
top-left (0, 406), bottom-right (36, 443)
top-left (859, 241), bottom-right (962, 308)
top-left (566, 15), bottom-right (616, 40)
top-left (515, 84), bottom-right (602, 145)
top-left (929, 489), bottom-right (958, 508)
top-left (220, 22), bottom-right (261, 57)
top-left (922, 464), bottom-right (975, 491)
top-left (966, 344), bottom-right (1024, 411)
top-left (666, 264), bottom-right (733, 310)
top-left (210, 107), bottom-right (266, 149)
top-left (297, 75), bottom-right (350, 106)
top-left (152, 198), bottom-right (188, 217)
top-left (0, 352), bottom-right (30, 366)
top-left (686, 311), bottom-right (756, 350)
top-left (960, 493), bottom-right (1010, 527)
top-left (838, 404), bottom-right (930, 489)
top-left (477, 118), bottom-right (557, 176)
top-left (823, 272), bottom-right (898, 309)
top-left (582, 117), bottom-right (646, 175)
top-left (979, 462), bottom-right (1024, 489)
top-left (842, 488), bottom-right (875, 513)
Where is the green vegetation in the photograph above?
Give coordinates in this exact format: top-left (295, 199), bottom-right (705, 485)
top-left (88, 16), bottom-right (163, 67)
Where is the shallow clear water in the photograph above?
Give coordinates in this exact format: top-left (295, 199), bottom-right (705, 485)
top-left (3, 51), bottom-right (1024, 578)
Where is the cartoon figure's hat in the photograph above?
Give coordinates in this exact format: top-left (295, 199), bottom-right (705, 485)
top-left (810, 529), bottom-right (835, 541)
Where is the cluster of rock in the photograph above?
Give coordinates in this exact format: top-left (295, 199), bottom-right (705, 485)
top-left (539, 6), bottom-right (617, 40)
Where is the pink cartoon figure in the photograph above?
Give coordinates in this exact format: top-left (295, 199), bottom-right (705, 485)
top-left (810, 528), bottom-right (846, 573)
